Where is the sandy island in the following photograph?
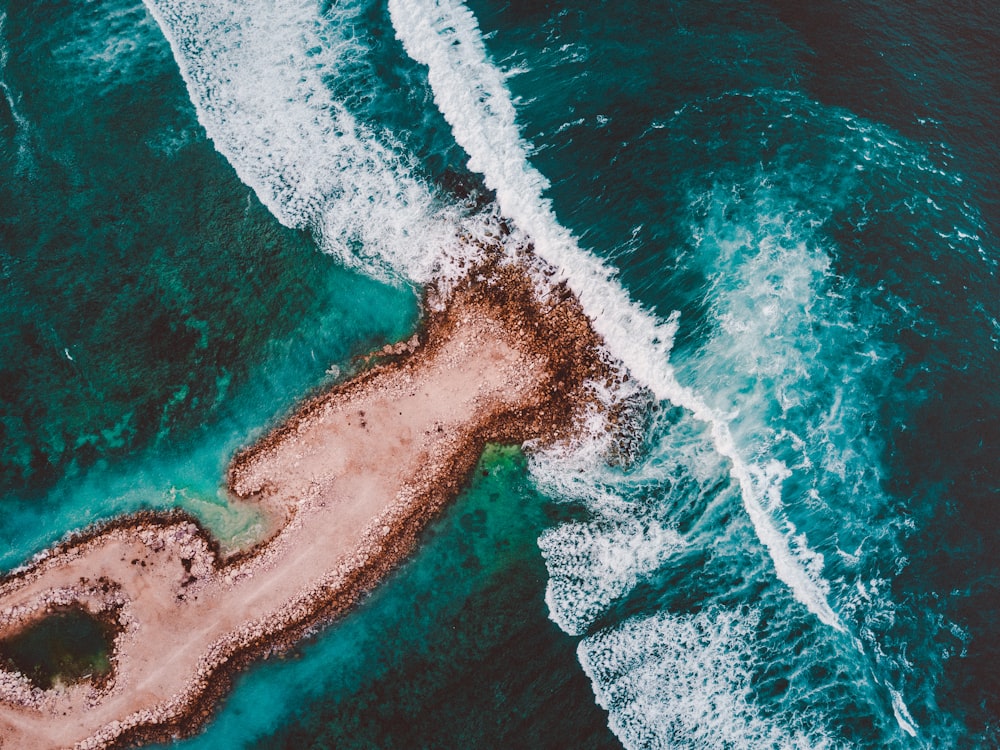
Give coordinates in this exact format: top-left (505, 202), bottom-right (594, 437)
top-left (0, 245), bottom-right (619, 749)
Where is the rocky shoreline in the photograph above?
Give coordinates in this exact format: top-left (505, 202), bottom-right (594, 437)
top-left (0, 245), bottom-right (620, 749)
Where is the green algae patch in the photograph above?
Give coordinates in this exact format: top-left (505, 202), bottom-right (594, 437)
top-left (0, 608), bottom-right (114, 690)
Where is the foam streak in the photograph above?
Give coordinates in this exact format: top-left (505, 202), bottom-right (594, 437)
top-left (388, 0), bottom-right (843, 632)
top-left (142, 0), bottom-right (461, 280)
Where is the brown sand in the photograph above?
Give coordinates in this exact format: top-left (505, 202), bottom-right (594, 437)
top-left (0, 252), bottom-right (613, 749)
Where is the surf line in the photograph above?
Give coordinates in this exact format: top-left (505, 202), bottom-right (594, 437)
top-left (387, 0), bottom-right (845, 633)
top-left (140, 0), bottom-right (464, 282)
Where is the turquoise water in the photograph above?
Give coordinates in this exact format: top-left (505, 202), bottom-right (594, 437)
top-left (0, 0), bottom-right (418, 563)
top-left (159, 448), bottom-right (618, 749)
top-left (1, 0), bottom-right (997, 747)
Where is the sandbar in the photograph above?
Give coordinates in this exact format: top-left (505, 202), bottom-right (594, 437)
top-left (0, 246), bottom-right (615, 749)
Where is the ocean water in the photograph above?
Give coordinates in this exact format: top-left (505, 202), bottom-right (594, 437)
top-left (1, 0), bottom-right (997, 748)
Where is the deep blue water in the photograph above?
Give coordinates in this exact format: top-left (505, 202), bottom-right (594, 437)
top-left (0, 0), bottom-right (997, 747)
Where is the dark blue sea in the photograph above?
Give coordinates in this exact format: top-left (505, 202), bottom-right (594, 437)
top-left (1, 0), bottom-right (997, 747)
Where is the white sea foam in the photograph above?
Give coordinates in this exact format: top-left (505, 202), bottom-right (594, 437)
top-left (889, 687), bottom-right (919, 738)
top-left (142, 0), bottom-right (845, 636)
top-left (538, 519), bottom-right (685, 635)
top-left (140, 0), bottom-right (941, 742)
top-left (0, 13), bottom-right (16, 117)
top-left (142, 0), bottom-right (468, 282)
top-left (580, 608), bottom-right (836, 749)
top-left (679, 168), bottom-right (933, 740)
top-left (529, 405), bottom-right (733, 635)
top-left (388, 0), bottom-right (843, 632)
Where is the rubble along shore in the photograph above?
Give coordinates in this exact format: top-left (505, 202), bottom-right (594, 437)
top-left (0, 247), bottom-right (620, 750)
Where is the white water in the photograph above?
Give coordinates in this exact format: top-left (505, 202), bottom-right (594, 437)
top-left (135, 0), bottom-right (947, 744)
top-left (530, 401), bottom-right (727, 636)
top-left (139, 0), bottom-right (845, 637)
top-left (538, 517), bottom-right (686, 636)
top-left (387, 0), bottom-right (843, 632)
top-left (142, 0), bottom-right (468, 282)
top-left (580, 607), bottom-right (836, 749)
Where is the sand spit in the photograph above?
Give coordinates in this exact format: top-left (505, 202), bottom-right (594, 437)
top-left (0, 248), bottom-right (617, 749)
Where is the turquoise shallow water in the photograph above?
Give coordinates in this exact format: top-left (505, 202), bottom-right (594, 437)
top-left (1, 0), bottom-right (998, 747)
top-left (0, 0), bottom-right (418, 561)
top-left (157, 448), bottom-right (619, 750)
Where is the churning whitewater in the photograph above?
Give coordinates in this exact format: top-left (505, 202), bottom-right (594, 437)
top-left (141, 0), bottom-right (470, 281)
top-left (388, 0), bottom-right (851, 640)
top-left (130, 0), bottom-right (998, 746)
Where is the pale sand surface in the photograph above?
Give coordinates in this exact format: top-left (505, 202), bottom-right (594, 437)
top-left (0, 257), bottom-right (611, 749)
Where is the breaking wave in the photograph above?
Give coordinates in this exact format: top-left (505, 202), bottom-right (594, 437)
top-left (142, 0), bottom-right (467, 281)
top-left (141, 0), bottom-right (996, 745)
top-left (387, 0), bottom-right (844, 637)
top-left (580, 607), bottom-right (837, 749)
